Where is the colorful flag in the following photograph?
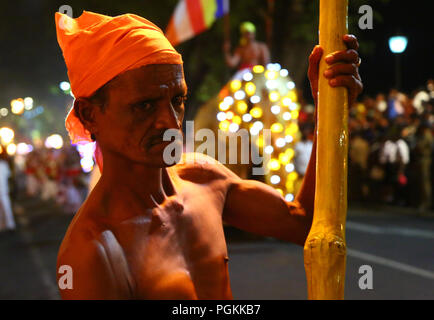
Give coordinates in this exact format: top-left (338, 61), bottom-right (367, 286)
top-left (166, 0), bottom-right (229, 46)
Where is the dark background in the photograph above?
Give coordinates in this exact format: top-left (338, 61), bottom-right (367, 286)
top-left (0, 0), bottom-right (432, 135)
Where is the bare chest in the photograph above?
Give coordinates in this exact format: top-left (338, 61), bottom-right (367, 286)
top-left (112, 190), bottom-right (232, 299)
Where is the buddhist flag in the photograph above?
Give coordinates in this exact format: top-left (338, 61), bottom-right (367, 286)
top-left (166, 0), bottom-right (229, 46)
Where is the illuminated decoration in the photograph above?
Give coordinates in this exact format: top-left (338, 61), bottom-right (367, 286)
top-left (252, 65), bottom-right (264, 73)
top-left (285, 163), bottom-right (295, 172)
top-left (270, 105), bottom-right (280, 115)
top-left (232, 115), bottom-right (242, 125)
top-left (6, 143), bottom-right (17, 156)
top-left (264, 145), bottom-right (274, 154)
top-left (275, 137), bottom-right (286, 148)
top-left (245, 82), bottom-right (256, 96)
top-left (268, 159), bottom-right (281, 171)
top-left (0, 127), bottom-right (14, 145)
top-left (242, 113), bottom-right (252, 122)
top-left (285, 194), bottom-right (294, 202)
top-left (214, 63), bottom-right (302, 196)
top-left (234, 90), bottom-right (246, 100)
top-left (287, 81), bottom-right (296, 90)
top-left (219, 120), bottom-right (230, 131)
top-left (45, 134), bottom-right (64, 149)
top-left (242, 72), bottom-right (253, 82)
top-left (269, 91), bottom-right (280, 102)
top-left (270, 175), bottom-right (281, 184)
top-left (229, 123), bottom-right (239, 133)
top-left (389, 36), bottom-right (408, 54)
top-left (230, 80), bottom-right (242, 92)
top-left (11, 99), bottom-right (25, 115)
top-left (250, 95), bottom-right (261, 104)
top-left (219, 101), bottom-right (230, 111)
top-left (0, 108), bottom-right (8, 117)
top-left (76, 142), bottom-right (95, 173)
top-left (280, 69), bottom-right (289, 77)
top-left (250, 107), bottom-right (263, 118)
top-left (216, 112), bottom-right (226, 121)
top-left (236, 101), bottom-right (248, 113)
top-left (271, 123), bottom-right (283, 133)
top-left (16, 143), bottom-right (33, 155)
top-left (60, 81), bottom-right (71, 92)
top-left (24, 97), bottom-right (33, 110)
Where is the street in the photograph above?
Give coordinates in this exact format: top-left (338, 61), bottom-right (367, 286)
top-left (0, 196), bottom-right (433, 300)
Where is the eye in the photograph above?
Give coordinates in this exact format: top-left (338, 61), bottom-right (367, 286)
top-left (135, 101), bottom-right (154, 112)
top-left (172, 95), bottom-right (187, 109)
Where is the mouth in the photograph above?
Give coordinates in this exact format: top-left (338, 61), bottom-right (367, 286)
top-left (146, 137), bottom-right (170, 150)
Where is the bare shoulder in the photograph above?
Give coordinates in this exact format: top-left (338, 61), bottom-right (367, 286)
top-left (57, 201), bottom-right (133, 299)
top-left (173, 152), bottom-right (241, 183)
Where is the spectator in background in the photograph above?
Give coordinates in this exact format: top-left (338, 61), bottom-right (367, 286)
top-left (0, 149), bottom-right (15, 232)
top-left (293, 126), bottom-right (313, 196)
top-left (379, 126), bottom-right (410, 204)
top-left (414, 123), bottom-right (433, 213)
top-left (349, 130), bottom-right (370, 201)
top-left (294, 127), bottom-right (313, 177)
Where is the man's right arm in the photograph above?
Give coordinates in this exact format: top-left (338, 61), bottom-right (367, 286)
top-left (224, 42), bottom-right (241, 68)
top-left (57, 235), bottom-right (130, 300)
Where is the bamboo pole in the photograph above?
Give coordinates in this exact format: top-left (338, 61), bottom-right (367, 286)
top-left (303, 0), bottom-right (349, 300)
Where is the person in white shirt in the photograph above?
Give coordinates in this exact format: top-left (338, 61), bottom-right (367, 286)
top-left (294, 128), bottom-right (314, 176)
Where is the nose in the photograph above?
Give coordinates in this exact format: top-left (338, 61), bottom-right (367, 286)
top-left (153, 99), bottom-right (181, 130)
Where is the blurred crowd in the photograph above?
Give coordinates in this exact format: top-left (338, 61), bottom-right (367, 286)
top-left (21, 146), bottom-right (88, 213)
top-left (298, 79), bottom-right (434, 213)
top-left (0, 145), bottom-right (89, 232)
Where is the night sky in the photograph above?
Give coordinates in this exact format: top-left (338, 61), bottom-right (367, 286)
top-left (357, 0), bottom-right (434, 95)
top-left (0, 0), bottom-right (432, 113)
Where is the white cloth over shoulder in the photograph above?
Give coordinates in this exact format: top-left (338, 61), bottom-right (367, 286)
top-left (379, 139), bottom-right (410, 164)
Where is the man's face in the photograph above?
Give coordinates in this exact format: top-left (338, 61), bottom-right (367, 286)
top-left (94, 64), bottom-right (187, 167)
top-left (242, 31), bottom-right (255, 42)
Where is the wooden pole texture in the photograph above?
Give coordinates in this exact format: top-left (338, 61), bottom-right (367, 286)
top-left (303, 0), bottom-right (349, 300)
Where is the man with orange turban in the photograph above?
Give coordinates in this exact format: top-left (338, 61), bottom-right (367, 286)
top-left (55, 11), bottom-right (362, 299)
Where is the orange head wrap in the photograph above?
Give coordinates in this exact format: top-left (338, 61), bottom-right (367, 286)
top-left (55, 11), bottom-right (183, 145)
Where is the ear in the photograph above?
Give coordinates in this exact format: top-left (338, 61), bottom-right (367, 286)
top-left (73, 98), bottom-right (99, 137)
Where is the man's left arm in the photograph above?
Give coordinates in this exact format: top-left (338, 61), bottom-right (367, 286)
top-left (222, 35), bottom-right (362, 246)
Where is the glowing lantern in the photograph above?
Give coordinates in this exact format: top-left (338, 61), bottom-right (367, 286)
top-left (269, 91), bottom-right (280, 102)
top-left (219, 120), bottom-right (230, 131)
top-left (250, 107), bottom-right (263, 118)
top-left (270, 123), bottom-right (283, 133)
top-left (282, 97), bottom-right (292, 106)
top-left (11, 99), bottom-right (25, 114)
top-left (268, 159), bottom-right (281, 171)
top-left (236, 101), bottom-right (248, 113)
top-left (279, 153), bottom-right (290, 165)
top-left (285, 123), bottom-right (299, 136)
top-left (219, 101), bottom-right (230, 111)
top-left (16, 143), bottom-right (33, 155)
top-left (252, 65), bottom-right (264, 73)
top-left (232, 116), bottom-right (242, 125)
top-left (230, 80), bottom-right (242, 92)
top-left (6, 143), bottom-right (17, 155)
top-left (0, 127), bottom-right (14, 144)
top-left (265, 70), bottom-right (278, 80)
top-left (288, 90), bottom-right (298, 101)
top-left (245, 82), bottom-right (256, 96)
top-left (45, 134), bottom-right (64, 149)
